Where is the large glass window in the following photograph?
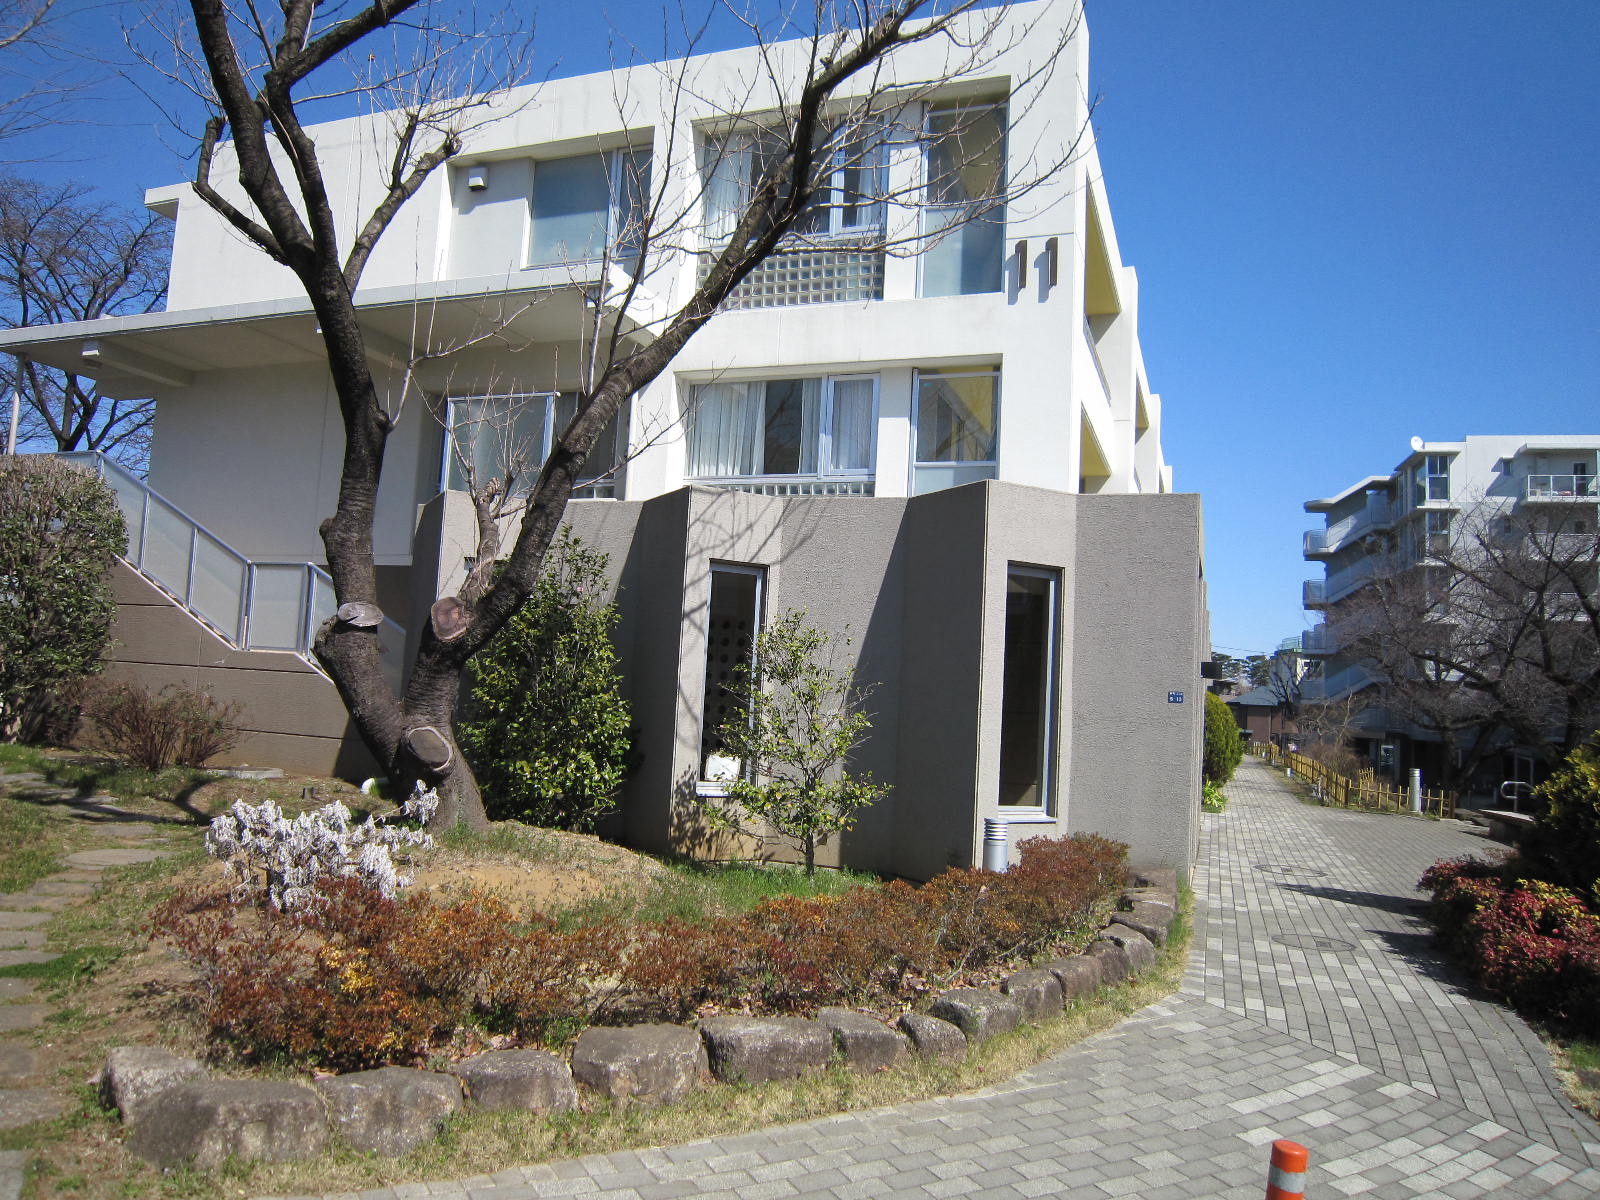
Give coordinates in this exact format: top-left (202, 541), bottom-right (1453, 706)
top-left (701, 564), bottom-right (764, 787)
top-left (998, 566), bottom-right (1060, 810)
top-left (529, 146), bottom-right (651, 267)
top-left (920, 103), bottom-right (1006, 297)
top-left (443, 393), bottom-right (621, 498)
top-left (687, 375), bottom-right (876, 479)
top-left (702, 122), bottom-right (886, 243)
top-left (913, 367), bottom-right (998, 493)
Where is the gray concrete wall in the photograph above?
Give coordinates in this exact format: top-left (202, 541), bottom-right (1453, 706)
top-left (101, 562), bottom-right (377, 777)
top-left (1066, 493), bottom-right (1204, 875)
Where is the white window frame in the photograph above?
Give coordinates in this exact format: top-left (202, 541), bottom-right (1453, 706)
top-left (917, 100), bottom-right (1008, 298)
top-left (526, 145), bottom-right (650, 269)
top-left (911, 366), bottom-right (1001, 470)
top-left (998, 563), bottom-right (1061, 819)
top-left (701, 121), bottom-right (887, 246)
top-left (440, 392), bottom-right (622, 497)
top-left (686, 373), bottom-right (879, 481)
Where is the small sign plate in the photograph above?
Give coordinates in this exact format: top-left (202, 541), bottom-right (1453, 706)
top-left (1168, 692), bottom-right (1185, 704)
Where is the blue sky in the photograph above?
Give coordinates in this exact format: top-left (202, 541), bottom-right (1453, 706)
top-left (6, 1), bottom-right (1598, 658)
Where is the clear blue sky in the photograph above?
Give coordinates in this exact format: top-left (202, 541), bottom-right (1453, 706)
top-left (7, 1), bottom-right (1598, 659)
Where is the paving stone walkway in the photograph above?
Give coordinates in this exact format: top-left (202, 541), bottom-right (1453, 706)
top-left (0, 765), bottom-right (177, 1198)
top-left (305, 757), bottom-right (1599, 1200)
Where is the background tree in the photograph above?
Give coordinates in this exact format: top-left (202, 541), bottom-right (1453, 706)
top-left (0, 457), bottom-right (124, 742)
top-left (1341, 501), bottom-right (1600, 788)
top-left (701, 611), bottom-right (888, 877)
top-left (0, 176), bottom-right (171, 468)
top-left (1203, 690), bottom-right (1243, 786)
top-left (151, 0), bottom-right (1084, 828)
top-left (460, 530), bottom-right (631, 832)
top-left (0, 0), bottom-right (91, 147)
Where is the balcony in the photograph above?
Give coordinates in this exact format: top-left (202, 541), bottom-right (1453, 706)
top-left (1300, 625), bottom-right (1339, 656)
top-left (1299, 662), bottom-right (1378, 704)
top-left (700, 238), bottom-right (884, 310)
top-left (1302, 498), bottom-right (1396, 560)
top-left (1303, 559), bottom-right (1376, 608)
top-left (1525, 474), bottom-right (1598, 502)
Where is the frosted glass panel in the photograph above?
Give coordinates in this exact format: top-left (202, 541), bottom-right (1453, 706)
top-left (191, 532), bottom-right (245, 640)
top-left (248, 566), bottom-right (308, 650)
top-left (103, 470), bottom-right (145, 560)
top-left (143, 497), bottom-right (193, 597)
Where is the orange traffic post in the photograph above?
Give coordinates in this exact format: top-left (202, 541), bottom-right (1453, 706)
top-left (1265, 1139), bottom-right (1308, 1200)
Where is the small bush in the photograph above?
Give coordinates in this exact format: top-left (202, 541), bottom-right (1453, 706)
top-left (1203, 692), bottom-right (1243, 786)
top-left (0, 457), bottom-right (125, 741)
top-left (1522, 737), bottom-right (1600, 906)
top-left (462, 530), bottom-right (631, 832)
top-left (87, 682), bottom-right (243, 770)
top-left (1201, 781), bottom-right (1228, 812)
top-left (1419, 856), bottom-right (1600, 1035)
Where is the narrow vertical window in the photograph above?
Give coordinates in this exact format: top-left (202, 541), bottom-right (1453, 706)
top-left (701, 564), bottom-right (764, 786)
top-left (998, 566), bottom-right (1059, 810)
top-left (920, 103), bottom-right (1006, 297)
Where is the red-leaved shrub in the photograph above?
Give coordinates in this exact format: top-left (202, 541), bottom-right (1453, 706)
top-left (1419, 856), bottom-right (1600, 1035)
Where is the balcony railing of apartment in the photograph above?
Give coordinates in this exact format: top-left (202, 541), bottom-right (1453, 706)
top-left (700, 477), bottom-right (875, 497)
top-left (1303, 499), bottom-right (1396, 559)
top-left (1525, 474), bottom-right (1597, 501)
top-left (58, 452), bottom-right (406, 693)
top-left (1300, 625), bottom-right (1339, 655)
top-left (699, 237), bottom-right (885, 309)
top-left (1303, 558), bottom-right (1376, 608)
top-left (1299, 662), bottom-right (1378, 704)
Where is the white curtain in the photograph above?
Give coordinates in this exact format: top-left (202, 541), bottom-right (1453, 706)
top-left (703, 134), bottom-right (751, 243)
top-left (689, 382), bottom-right (759, 476)
top-left (829, 378), bottom-right (874, 471)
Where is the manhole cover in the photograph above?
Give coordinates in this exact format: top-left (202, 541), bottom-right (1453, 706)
top-left (1253, 863), bottom-right (1328, 879)
top-left (1272, 933), bottom-right (1357, 953)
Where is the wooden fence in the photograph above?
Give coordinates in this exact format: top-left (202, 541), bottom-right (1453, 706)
top-left (1250, 744), bottom-right (1457, 819)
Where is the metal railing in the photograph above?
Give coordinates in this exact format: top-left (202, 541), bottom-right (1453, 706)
top-left (1526, 474), bottom-right (1597, 501)
top-left (59, 452), bottom-right (406, 691)
top-left (1300, 625), bottom-right (1338, 655)
top-left (701, 477), bottom-right (875, 497)
top-left (1303, 499), bottom-right (1396, 559)
top-left (1298, 661), bottom-right (1377, 703)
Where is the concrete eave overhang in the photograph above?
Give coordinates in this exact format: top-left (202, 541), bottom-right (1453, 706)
top-left (1304, 474), bottom-right (1394, 512)
top-left (0, 266), bottom-right (651, 399)
top-left (1515, 438), bottom-right (1600, 456)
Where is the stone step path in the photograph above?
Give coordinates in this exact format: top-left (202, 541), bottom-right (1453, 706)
top-left (0, 763), bottom-right (181, 1188)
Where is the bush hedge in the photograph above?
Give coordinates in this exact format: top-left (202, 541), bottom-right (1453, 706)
top-left (1419, 856), bottom-right (1600, 1036)
top-left (151, 832), bottom-right (1128, 1070)
top-left (1202, 691), bottom-right (1243, 786)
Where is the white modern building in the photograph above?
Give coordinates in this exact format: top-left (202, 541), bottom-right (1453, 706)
top-left (0, 2), bottom-right (1205, 878)
top-left (1301, 435), bottom-right (1599, 788)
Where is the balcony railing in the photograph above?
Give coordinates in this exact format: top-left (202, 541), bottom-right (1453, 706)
top-left (58, 452), bottom-right (406, 692)
top-left (1526, 474), bottom-right (1598, 501)
top-left (1303, 498), bottom-right (1396, 560)
top-left (1299, 662), bottom-right (1378, 704)
top-left (700, 477), bottom-right (875, 497)
top-left (700, 237), bottom-right (884, 309)
top-left (1301, 625), bottom-right (1338, 655)
top-left (1303, 558), bottom-right (1376, 608)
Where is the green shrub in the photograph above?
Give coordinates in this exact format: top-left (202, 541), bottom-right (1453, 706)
top-left (462, 529), bottom-right (631, 831)
top-left (87, 682), bottom-right (243, 770)
top-left (1522, 737), bottom-right (1600, 906)
top-left (1201, 781), bottom-right (1228, 812)
top-left (0, 458), bottom-right (125, 741)
top-left (1203, 691), bottom-right (1243, 786)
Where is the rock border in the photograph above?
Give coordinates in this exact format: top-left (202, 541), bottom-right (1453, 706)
top-left (106, 871), bottom-right (1178, 1168)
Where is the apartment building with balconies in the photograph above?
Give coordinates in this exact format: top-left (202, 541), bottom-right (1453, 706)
top-left (1301, 435), bottom-right (1600, 787)
top-left (0, 2), bottom-right (1204, 878)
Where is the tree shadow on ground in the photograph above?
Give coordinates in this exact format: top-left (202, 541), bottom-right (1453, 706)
top-left (1280, 882), bottom-right (1428, 919)
top-left (2, 762), bottom-right (213, 826)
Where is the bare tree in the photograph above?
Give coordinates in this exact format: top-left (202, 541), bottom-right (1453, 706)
top-left (0, 0), bottom-right (94, 147)
top-left (0, 177), bottom-right (171, 468)
top-left (160, 0), bottom-right (1088, 829)
top-left (1340, 500), bottom-right (1600, 787)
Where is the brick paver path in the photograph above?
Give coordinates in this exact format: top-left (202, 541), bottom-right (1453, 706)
top-left (294, 759), bottom-right (1600, 1199)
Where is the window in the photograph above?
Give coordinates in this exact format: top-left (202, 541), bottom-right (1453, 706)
top-left (528, 146), bottom-right (651, 267)
top-left (998, 566), bottom-right (1060, 811)
top-left (912, 367), bottom-right (999, 494)
top-left (920, 103), bottom-right (1006, 297)
top-left (443, 393), bottom-right (622, 498)
top-left (1425, 510), bottom-right (1451, 557)
top-left (702, 122), bottom-right (886, 243)
top-left (687, 375), bottom-right (876, 479)
top-left (1416, 454), bottom-right (1451, 504)
top-left (700, 565), bottom-right (764, 787)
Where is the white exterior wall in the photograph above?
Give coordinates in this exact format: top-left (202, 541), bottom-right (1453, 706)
top-left (127, 0), bottom-right (1166, 567)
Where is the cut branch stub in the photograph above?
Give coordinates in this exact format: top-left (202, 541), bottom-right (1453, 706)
top-left (430, 596), bottom-right (471, 641)
top-left (336, 601), bottom-right (384, 628)
top-left (403, 725), bottom-right (454, 774)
